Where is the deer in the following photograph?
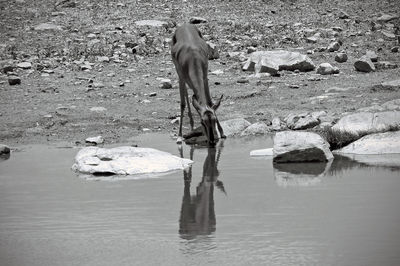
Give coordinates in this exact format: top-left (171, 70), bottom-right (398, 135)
top-left (171, 23), bottom-right (225, 146)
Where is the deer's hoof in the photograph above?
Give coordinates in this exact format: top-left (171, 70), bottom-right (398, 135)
top-left (176, 137), bottom-right (183, 144)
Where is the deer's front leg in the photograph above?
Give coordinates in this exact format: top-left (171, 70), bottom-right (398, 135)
top-left (215, 116), bottom-right (226, 139)
top-left (177, 78), bottom-right (187, 144)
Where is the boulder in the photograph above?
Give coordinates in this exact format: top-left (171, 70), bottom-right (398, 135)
top-left (240, 122), bottom-right (270, 136)
top-left (135, 20), bottom-right (167, 27)
top-left (354, 56), bottom-right (375, 72)
top-left (72, 146), bottom-right (193, 175)
top-left (271, 117), bottom-right (284, 131)
top-left (334, 131), bottom-right (400, 155)
top-left (285, 113), bottom-right (320, 130)
top-left (316, 63), bottom-right (339, 75)
top-left (242, 50), bottom-right (315, 75)
top-left (331, 111), bottom-right (400, 135)
top-left (250, 148), bottom-right (273, 157)
top-left (335, 52), bottom-right (348, 63)
top-left (273, 131), bottom-right (333, 163)
top-left (220, 118), bottom-right (251, 137)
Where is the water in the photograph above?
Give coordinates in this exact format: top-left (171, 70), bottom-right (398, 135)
top-left (1, 134), bottom-right (400, 266)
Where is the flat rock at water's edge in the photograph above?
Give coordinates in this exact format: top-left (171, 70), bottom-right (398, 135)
top-left (72, 146), bottom-right (193, 176)
top-left (334, 131), bottom-right (400, 155)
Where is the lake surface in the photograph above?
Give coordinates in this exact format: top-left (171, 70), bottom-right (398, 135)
top-left (1, 134), bottom-right (400, 266)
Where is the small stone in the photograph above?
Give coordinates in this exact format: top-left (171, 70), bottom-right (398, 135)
top-left (327, 41), bottom-right (340, 52)
top-left (338, 10), bottom-right (349, 19)
top-left (189, 17), bottom-right (207, 24)
top-left (0, 144), bottom-right (11, 155)
top-left (365, 50), bottom-right (378, 62)
top-left (335, 52), bottom-right (348, 63)
top-left (207, 42), bottom-right (219, 60)
top-left (2, 66), bottom-right (15, 74)
top-left (8, 75), bottom-right (21, 85)
top-left (93, 82), bottom-right (105, 88)
top-left (381, 30), bottom-right (396, 39)
top-left (17, 62), bottom-right (32, 69)
top-left (316, 63), bottom-right (339, 75)
top-left (160, 78), bottom-right (172, 89)
top-left (97, 56), bottom-right (110, 62)
top-left (34, 23), bottom-right (63, 31)
top-left (237, 77), bottom-right (249, 84)
top-left (391, 46), bottom-right (399, 53)
top-left (85, 136), bottom-right (104, 145)
top-left (149, 92), bottom-right (157, 97)
top-left (375, 61), bottom-right (398, 70)
top-left (354, 56), bottom-right (375, 72)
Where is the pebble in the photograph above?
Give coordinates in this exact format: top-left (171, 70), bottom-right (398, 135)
top-left (316, 63), bottom-right (339, 75)
top-left (327, 41), bottom-right (340, 52)
top-left (8, 75), bottom-right (21, 85)
top-left (160, 78), bottom-right (172, 89)
top-left (90, 106), bottom-right (107, 112)
top-left (335, 52), bottom-right (348, 63)
top-left (17, 62), bottom-right (32, 69)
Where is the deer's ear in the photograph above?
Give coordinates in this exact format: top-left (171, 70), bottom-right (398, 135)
top-left (212, 95), bottom-right (223, 110)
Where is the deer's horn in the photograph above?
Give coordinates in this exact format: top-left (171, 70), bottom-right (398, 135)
top-left (212, 94), bottom-right (223, 110)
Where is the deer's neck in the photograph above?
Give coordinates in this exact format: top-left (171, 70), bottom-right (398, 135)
top-left (194, 87), bottom-right (212, 108)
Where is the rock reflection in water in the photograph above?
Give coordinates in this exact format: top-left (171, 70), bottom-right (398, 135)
top-left (0, 153), bottom-right (10, 161)
top-left (178, 142), bottom-right (226, 240)
top-left (273, 160), bottom-right (332, 187)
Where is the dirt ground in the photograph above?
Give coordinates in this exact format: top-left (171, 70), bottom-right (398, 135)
top-left (1, 0), bottom-right (399, 146)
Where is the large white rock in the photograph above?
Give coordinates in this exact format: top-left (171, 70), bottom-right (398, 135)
top-left (72, 146), bottom-right (193, 176)
top-left (242, 50), bottom-right (315, 75)
top-left (273, 131), bottom-right (333, 163)
top-left (220, 118), bottom-right (251, 137)
top-left (331, 111), bottom-right (400, 135)
top-left (334, 131), bottom-right (400, 155)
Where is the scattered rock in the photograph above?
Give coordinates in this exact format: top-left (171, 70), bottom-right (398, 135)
top-left (316, 63), bottom-right (340, 75)
top-left (237, 77), bottom-right (249, 84)
top-left (379, 79), bottom-right (400, 91)
top-left (85, 136), bottom-right (104, 145)
top-left (381, 30), bottom-right (396, 39)
top-left (72, 146), bottom-right (193, 176)
top-left (160, 78), bottom-right (172, 89)
top-left (0, 144), bottom-right (10, 155)
top-left (338, 10), bottom-right (350, 19)
top-left (273, 131), bottom-right (333, 163)
top-left (327, 41), bottom-right (340, 52)
top-left (271, 117), bottom-right (284, 131)
top-left (335, 52), bottom-right (348, 63)
top-left (325, 86), bottom-right (351, 93)
top-left (17, 62), bottom-right (32, 69)
top-left (334, 131), bottom-right (400, 155)
top-left (377, 13), bottom-right (398, 22)
top-left (2, 66), bottom-right (15, 74)
top-left (331, 111), bottom-right (400, 135)
top-left (90, 106), bottom-right (107, 112)
top-left (365, 50), bottom-right (378, 62)
top-left (243, 50), bottom-right (315, 75)
top-left (189, 17), bottom-right (207, 24)
top-left (8, 75), bottom-right (21, 85)
top-left (207, 42), bottom-right (219, 60)
top-left (97, 56), bottom-right (110, 62)
top-left (220, 118), bottom-right (251, 137)
top-left (240, 122), bottom-right (271, 136)
top-left (306, 33), bottom-right (320, 43)
top-left (391, 46), bottom-right (399, 53)
top-left (135, 20), bottom-right (167, 27)
top-left (285, 113), bottom-right (320, 130)
top-left (375, 61), bottom-right (398, 70)
top-left (354, 56), bottom-right (375, 72)
top-left (250, 148), bottom-right (273, 157)
top-left (34, 23), bottom-right (63, 31)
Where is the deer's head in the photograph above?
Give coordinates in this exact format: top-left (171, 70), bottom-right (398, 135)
top-left (192, 96), bottom-right (222, 146)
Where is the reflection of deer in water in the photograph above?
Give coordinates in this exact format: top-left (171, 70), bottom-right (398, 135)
top-left (179, 142), bottom-right (226, 239)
